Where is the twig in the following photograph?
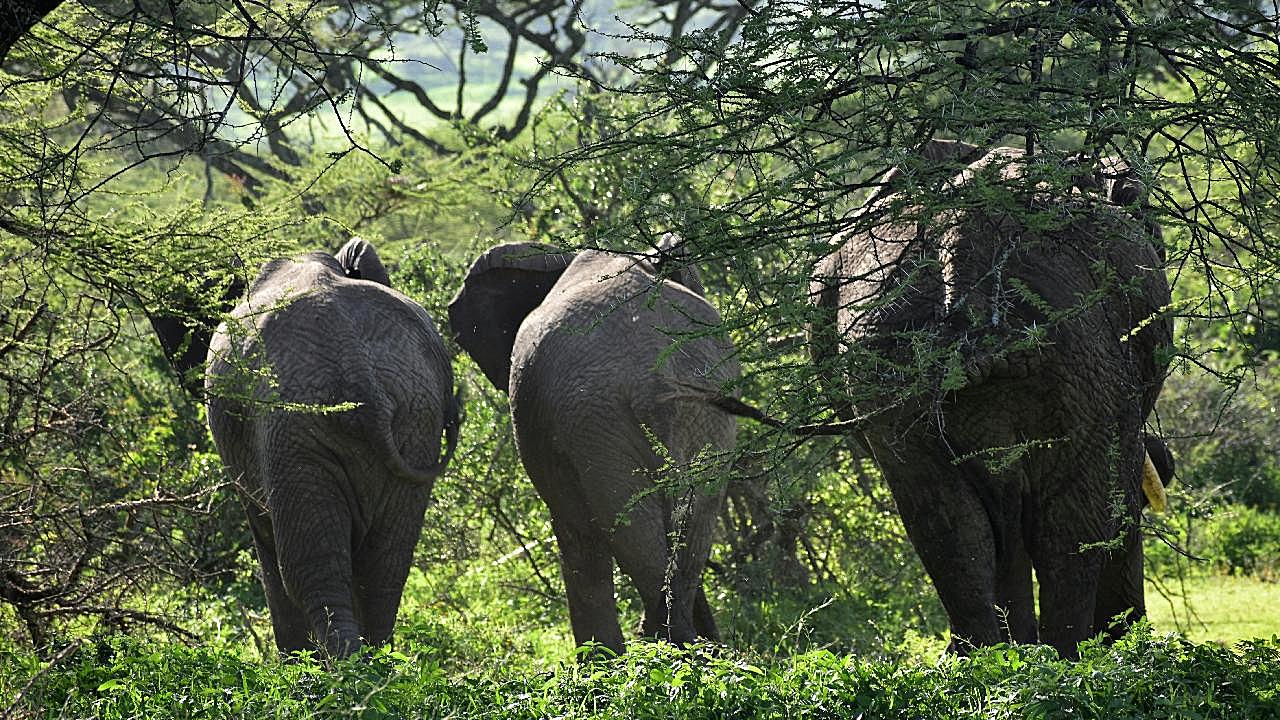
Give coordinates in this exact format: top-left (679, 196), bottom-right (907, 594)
top-left (4, 639), bottom-right (83, 720)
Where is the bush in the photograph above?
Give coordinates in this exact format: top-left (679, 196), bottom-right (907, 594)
top-left (1205, 505), bottom-right (1280, 580)
top-left (1145, 499), bottom-right (1280, 582)
top-left (1159, 362), bottom-right (1280, 512)
top-left (8, 628), bottom-right (1280, 719)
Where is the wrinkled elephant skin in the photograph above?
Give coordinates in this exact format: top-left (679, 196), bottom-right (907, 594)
top-left (810, 143), bottom-right (1174, 658)
top-left (450, 243), bottom-right (737, 655)
top-left (205, 240), bottom-right (458, 658)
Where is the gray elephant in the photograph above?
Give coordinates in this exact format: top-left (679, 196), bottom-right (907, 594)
top-left (448, 242), bottom-right (737, 655)
top-left (149, 238), bottom-right (383, 396)
top-left (200, 238), bottom-right (459, 658)
top-left (809, 141), bottom-right (1174, 657)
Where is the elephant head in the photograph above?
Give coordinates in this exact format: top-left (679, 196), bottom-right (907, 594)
top-left (150, 237), bottom-right (389, 395)
top-left (147, 254), bottom-right (246, 396)
top-left (446, 242), bottom-right (576, 392)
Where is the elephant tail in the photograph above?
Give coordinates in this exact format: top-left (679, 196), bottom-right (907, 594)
top-left (377, 385), bottom-right (463, 486)
top-left (672, 381), bottom-right (867, 437)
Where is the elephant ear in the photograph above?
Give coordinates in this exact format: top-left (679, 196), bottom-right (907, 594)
top-left (148, 256), bottom-right (246, 395)
top-left (875, 138), bottom-right (983, 198)
top-left (1066, 155), bottom-right (1147, 207)
top-left (334, 237), bottom-right (391, 286)
top-left (448, 242), bottom-right (576, 392)
top-left (1093, 156), bottom-right (1148, 208)
top-left (651, 233), bottom-right (706, 297)
top-left (1143, 435), bottom-right (1175, 487)
top-left (919, 138), bottom-right (982, 165)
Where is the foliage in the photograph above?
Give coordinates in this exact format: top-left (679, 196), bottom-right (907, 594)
top-left (4, 0), bottom-right (1280, 694)
top-left (1201, 505), bottom-right (1280, 580)
top-left (712, 453), bottom-right (947, 657)
top-left (1159, 359), bottom-right (1280, 510)
top-left (1146, 500), bottom-right (1280, 582)
top-left (5, 628), bottom-right (1279, 719)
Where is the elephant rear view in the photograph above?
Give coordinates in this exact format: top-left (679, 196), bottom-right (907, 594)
top-left (205, 239), bottom-right (458, 658)
top-left (449, 243), bottom-right (738, 655)
top-left (810, 142), bottom-right (1173, 658)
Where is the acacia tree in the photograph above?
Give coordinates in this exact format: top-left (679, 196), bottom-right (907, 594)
top-left (0, 0), bottom-right (763, 650)
top-left (0, 0), bottom-right (430, 651)
top-left (513, 0), bottom-right (1280, 586)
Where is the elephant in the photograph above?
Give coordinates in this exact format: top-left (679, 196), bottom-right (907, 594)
top-left (448, 241), bottom-right (738, 655)
top-left (149, 238), bottom-right (385, 395)
top-left (809, 140), bottom-right (1174, 658)
top-left (194, 238), bottom-right (459, 658)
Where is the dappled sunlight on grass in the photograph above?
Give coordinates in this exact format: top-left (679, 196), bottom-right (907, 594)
top-left (1148, 574), bottom-right (1280, 645)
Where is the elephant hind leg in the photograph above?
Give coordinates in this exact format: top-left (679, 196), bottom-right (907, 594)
top-left (554, 519), bottom-right (625, 657)
top-left (352, 484), bottom-right (431, 649)
top-left (268, 466), bottom-right (362, 659)
top-left (1030, 511), bottom-right (1108, 659)
top-left (994, 537), bottom-right (1037, 645)
top-left (609, 496), bottom-right (705, 647)
top-left (244, 502), bottom-right (315, 654)
top-left (873, 445), bottom-right (1003, 654)
top-left (1035, 562), bottom-right (1101, 659)
top-left (1091, 522), bottom-right (1145, 644)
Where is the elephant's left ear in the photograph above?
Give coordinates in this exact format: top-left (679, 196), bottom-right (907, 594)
top-left (651, 233), bottom-right (706, 296)
top-left (448, 242), bottom-right (576, 392)
top-left (335, 237), bottom-right (391, 286)
top-left (147, 256), bottom-right (247, 396)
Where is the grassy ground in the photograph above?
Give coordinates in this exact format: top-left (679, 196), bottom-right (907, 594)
top-left (7, 629), bottom-right (1278, 719)
top-left (1147, 573), bottom-right (1280, 645)
top-left (4, 572), bottom-right (1279, 718)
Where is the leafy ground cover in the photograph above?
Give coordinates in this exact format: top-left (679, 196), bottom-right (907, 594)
top-left (5, 627), bottom-right (1277, 720)
top-left (4, 568), bottom-right (1278, 720)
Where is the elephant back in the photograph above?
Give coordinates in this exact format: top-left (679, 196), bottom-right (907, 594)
top-left (511, 252), bottom-right (739, 449)
top-left (939, 149), bottom-right (1172, 386)
top-left (147, 253), bottom-right (246, 396)
top-left (208, 254), bottom-right (456, 487)
top-left (814, 146), bottom-right (1172, 416)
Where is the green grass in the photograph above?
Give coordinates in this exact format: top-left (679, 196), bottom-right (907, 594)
top-left (1147, 574), bottom-right (1280, 645)
top-left (7, 629), bottom-right (1279, 719)
top-left (4, 570), bottom-right (1279, 718)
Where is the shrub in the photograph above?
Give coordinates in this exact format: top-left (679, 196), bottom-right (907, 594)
top-left (1205, 505), bottom-right (1280, 580)
top-left (8, 628), bottom-right (1280, 719)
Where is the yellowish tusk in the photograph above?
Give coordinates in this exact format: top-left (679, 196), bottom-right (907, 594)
top-left (1142, 451), bottom-right (1168, 513)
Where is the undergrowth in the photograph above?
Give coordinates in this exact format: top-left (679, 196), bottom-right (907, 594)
top-left (6, 626), bottom-right (1278, 719)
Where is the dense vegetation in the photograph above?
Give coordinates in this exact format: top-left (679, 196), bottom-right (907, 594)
top-left (5, 630), bottom-right (1279, 719)
top-left (2, 0), bottom-right (1279, 717)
